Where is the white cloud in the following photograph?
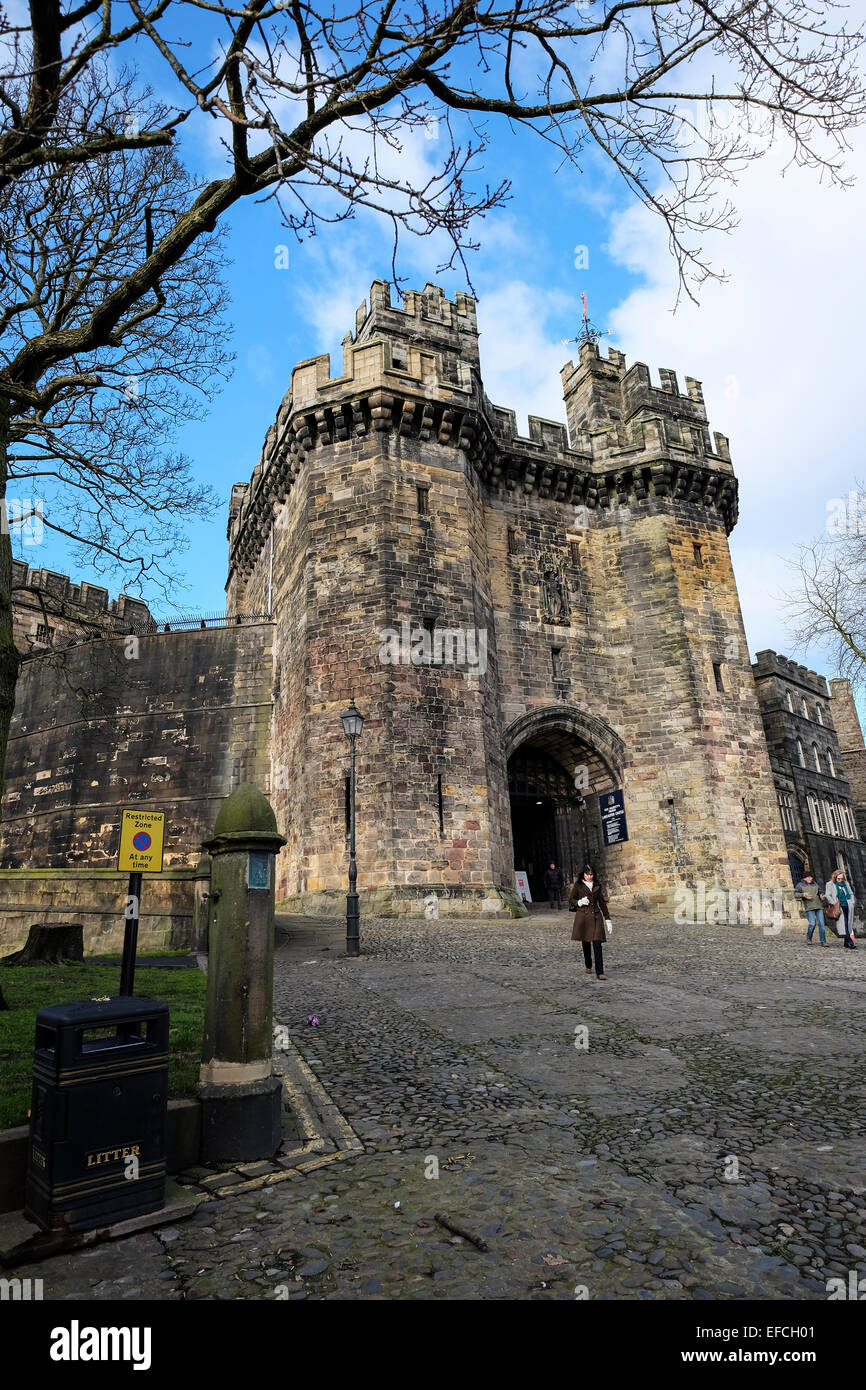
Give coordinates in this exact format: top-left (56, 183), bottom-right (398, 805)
top-left (605, 133), bottom-right (866, 682)
top-left (475, 280), bottom-right (576, 434)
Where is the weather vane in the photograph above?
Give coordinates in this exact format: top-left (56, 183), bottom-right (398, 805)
top-left (563, 292), bottom-right (608, 349)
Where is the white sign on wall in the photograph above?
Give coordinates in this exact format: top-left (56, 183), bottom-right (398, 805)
top-left (515, 870), bottom-right (532, 903)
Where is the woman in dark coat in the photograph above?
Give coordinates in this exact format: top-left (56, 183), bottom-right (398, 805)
top-left (569, 863), bottom-right (611, 980)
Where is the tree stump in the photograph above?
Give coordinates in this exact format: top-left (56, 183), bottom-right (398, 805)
top-left (0, 923), bottom-right (84, 966)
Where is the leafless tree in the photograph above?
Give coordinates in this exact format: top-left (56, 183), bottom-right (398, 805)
top-left (0, 0), bottom-right (865, 787)
top-left (0, 66), bottom-right (231, 785)
top-left (3, 71), bottom-right (229, 582)
top-left (782, 500), bottom-right (866, 692)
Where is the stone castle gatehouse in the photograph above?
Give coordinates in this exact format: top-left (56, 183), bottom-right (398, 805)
top-left (0, 279), bottom-right (797, 943)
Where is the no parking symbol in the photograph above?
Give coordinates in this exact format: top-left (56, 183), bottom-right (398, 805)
top-left (118, 811), bottom-right (165, 872)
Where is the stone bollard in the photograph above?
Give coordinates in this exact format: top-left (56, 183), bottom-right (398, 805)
top-left (198, 783), bottom-right (287, 1163)
top-left (192, 856), bottom-right (211, 953)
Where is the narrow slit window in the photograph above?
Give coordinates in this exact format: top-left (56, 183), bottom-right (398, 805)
top-left (570, 540), bottom-right (581, 566)
top-left (713, 661), bottom-right (724, 693)
top-left (693, 542), bottom-right (704, 568)
top-left (437, 774), bottom-right (444, 834)
top-left (416, 485), bottom-right (429, 516)
top-left (507, 526), bottom-right (517, 554)
top-left (551, 647), bottom-right (563, 680)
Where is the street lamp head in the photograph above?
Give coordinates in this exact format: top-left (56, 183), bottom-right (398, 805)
top-left (340, 697), bottom-right (364, 739)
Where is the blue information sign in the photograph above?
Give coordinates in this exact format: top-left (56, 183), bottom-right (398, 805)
top-left (599, 789), bottom-right (628, 846)
top-left (247, 852), bottom-right (270, 889)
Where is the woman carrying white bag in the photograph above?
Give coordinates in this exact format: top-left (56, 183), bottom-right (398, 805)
top-left (568, 862), bottom-right (614, 980)
top-left (825, 870), bottom-right (857, 950)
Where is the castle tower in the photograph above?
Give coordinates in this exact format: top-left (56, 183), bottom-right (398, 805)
top-left (226, 282), bottom-right (792, 918)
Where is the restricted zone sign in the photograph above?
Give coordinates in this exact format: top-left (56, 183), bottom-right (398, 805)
top-left (118, 810), bottom-right (165, 873)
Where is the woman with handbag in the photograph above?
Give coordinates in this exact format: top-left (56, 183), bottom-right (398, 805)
top-left (825, 870), bottom-right (857, 950)
top-left (568, 862), bottom-right (613, 980)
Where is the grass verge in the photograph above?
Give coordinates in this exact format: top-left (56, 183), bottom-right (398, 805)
top-left (0, 964), bottom-right (205, 1130)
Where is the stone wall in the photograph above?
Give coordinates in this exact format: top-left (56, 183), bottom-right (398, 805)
top-left (0, 868), bottom-right (195, 956)
top-left (0, 624), bottom-right (274, 951)
top-left (829, 677), bottom-right (866, 838)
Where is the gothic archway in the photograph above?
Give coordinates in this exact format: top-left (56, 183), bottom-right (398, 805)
top-left (504, 706), bottom-right (625, 903)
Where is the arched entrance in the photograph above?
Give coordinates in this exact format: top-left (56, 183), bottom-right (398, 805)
top-left (504, 707), bottom-right (625, 902)
top-left (787, 844), bottom-right (807, 885)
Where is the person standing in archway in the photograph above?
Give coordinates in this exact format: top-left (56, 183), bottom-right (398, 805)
top-left (569, 862), bottom-right (612, 979)
top-left (544, 861), bottom-right (564, 910)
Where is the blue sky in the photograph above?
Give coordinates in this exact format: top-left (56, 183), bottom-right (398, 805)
top-left (17, 19), bottom-right (866, 711)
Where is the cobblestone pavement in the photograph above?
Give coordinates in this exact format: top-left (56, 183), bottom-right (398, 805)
top-left (11, 911), bottom-right (866, 1300)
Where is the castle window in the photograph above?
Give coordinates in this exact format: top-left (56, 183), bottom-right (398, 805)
top-left (713, 661), bottom-right (724, 693)
top-left (801, 697), bottom-right (809, 719)
top-left (570, 540), bottom-right (581, 566)
top-left (807, 795), bottom-right (822, 832)
top-left (797, 738), bottom-right (806, 768)
top-left (551, 647), bottom-right (563, 680)
top-left (35, 623), bottom-right (53, 645)
top-left (816, 705), bottom-right (824, 726)
top-left (416, 484), bottom-right (430, 516)
top-left (437, 773), bottom-right (444, 834)
top-left (786, 691), bottom-right (794, 714)
top-left (391, 343), bottom-right (407, 370)
top-left (507, 527), bottom-right (518, 555)
top-left (827, 749), bottom-right (836, 778)
top-left (813, 743), bottom-right (821, 773)
top-left (777, 790), bottom-right (797, 832)
top-left (693, 543), bottom-right (703, 568)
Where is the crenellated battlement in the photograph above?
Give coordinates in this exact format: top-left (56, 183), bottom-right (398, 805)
top-left (226, 280), bottom-right (740, 579)
top-left (753, 649), bottom-right (829, 697)
top-left (354, 278), bottom-right (479, 366)
top-left (561, 340), bottom-right (730, 465)
top-left (11, 560), bottom-right (151, 622)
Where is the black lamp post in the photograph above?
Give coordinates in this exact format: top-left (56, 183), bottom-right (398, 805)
top-left (340, 697), bottom-right (364, 956)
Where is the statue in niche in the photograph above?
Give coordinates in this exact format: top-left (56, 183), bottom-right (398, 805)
top-left (541, 561), bottom-right (570, 625)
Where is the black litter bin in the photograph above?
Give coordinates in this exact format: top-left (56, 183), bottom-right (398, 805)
top-left (25, 997), bottom-right (169, 1233)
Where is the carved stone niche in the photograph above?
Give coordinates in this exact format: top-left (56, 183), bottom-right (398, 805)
top-left (538, 557), bottom-right (571, 626)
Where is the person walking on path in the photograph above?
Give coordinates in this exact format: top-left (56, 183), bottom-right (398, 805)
top-left (796, 872), bottom-right (829, 945)
top-left (825, 869), bottom-right (857, 949)
top-left (569, 863), bottom-right (613, 979)
top-left (544, 862), bottom-right (565, 910)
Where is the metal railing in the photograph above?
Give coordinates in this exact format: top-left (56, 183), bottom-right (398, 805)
top-left (125, 610), bottom-right (273, 634)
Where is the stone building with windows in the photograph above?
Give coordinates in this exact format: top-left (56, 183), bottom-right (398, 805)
top-left (752, 651), bottom-right (866, 902)
top-left (0, 279), bottom-right (805, 940)
top-left (10, 560), bottom-right (151, 653)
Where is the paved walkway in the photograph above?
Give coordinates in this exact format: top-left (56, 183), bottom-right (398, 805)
top-left (9, 911), bottom-right (866, 1299)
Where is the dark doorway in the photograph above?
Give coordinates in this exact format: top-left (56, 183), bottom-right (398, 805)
top-left (788, 850), bottom-right (805, 886)
top-left (508, 744), bottom-right (603, 902)
top-left (510, 794), bottom-right (557, 902)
